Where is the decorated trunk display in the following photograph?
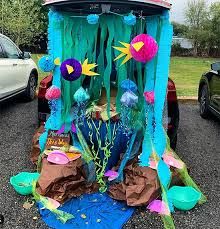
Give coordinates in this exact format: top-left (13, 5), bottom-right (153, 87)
top-left (11, 1), bottom-right (206, 228)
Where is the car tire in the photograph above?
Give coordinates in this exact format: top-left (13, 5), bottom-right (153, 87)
top-left (24, 73), bottom-right (37, 101)
top-left (170, 134), bottom-right (177, 151)
top-left (199, 85), bottom-right (210, 119)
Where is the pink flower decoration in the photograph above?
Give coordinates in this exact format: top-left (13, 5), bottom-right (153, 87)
top-left (144, 91), bottom-right (155, 104)
top-left (130, 34), bottom-right (158, 63)
top-left (147, 200), bottom-right (170, 216)
top-left (45, 86), bottom-right (61, 100)
top-left (163, 155), bottom-right (184, 169)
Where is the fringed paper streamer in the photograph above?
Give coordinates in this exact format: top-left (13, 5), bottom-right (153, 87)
top-left (45, 10), bottom-right (63, 131)
top-left (76, 127), bottom-right (94, 163)
top-left (32, 182), bottom-right (74, 223)
top-left (139, 15), bottom-right (159, 166)
top-left (153, 11), bottom-right (173, 158)
top-left (116, 131), bottom-right (137, 181)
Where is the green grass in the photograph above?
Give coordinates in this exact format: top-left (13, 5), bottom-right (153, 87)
top-left (170, 57), bottom-right (219, 96)
top-left (32, 54), bottom-right (219, 96)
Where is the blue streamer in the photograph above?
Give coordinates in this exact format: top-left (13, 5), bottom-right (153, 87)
top-left (157, 159), bottom-right (171, 188)
top-left (45, 10), bottom-right (64, 131)
top-left (153, 11), bottom-right (173, 157)
top-left (139, 15), bottom-right (159, 166)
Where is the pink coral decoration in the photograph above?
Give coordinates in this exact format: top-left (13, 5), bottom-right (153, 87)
top-left (144, 91), bottom-right (155, 104)
top-left (45, 86), bottom-right (61, 100)
top-left (130, 34), bottom-right (158, 63)
top-left (147, 200), bottom-right (170, 216)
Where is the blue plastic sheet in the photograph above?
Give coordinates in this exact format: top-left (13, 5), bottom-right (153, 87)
top-left (38, 193), bottom-right (135, 229)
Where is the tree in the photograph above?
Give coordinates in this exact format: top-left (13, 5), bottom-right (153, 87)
top-left (208, 2), bottom-right (220, 56)
top-left (0, 0), bottom-right (47, 47)
top-left (172, 22), bottom-right (188, 37)
top-left (185, 0), bottom-right (208, 56)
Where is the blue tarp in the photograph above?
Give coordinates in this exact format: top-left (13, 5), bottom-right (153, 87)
top-left (38, 193), bottom-right (135, 229)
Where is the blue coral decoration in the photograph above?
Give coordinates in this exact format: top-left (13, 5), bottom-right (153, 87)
top-left (38, 56), bottom-right (55, 72)
top-left (87, 14), bottom-right (99, 25)
top-left (123, 13), bottom-right (136, 26)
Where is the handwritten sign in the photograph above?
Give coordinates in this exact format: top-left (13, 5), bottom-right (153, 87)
top-left (46, 130), bottom-right (70, 150)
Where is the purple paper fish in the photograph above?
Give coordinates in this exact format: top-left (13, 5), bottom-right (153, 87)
top-left (56, 124), bottom-right (65, 135)
top-left (71, 123), bottom-right (77, 133)
top-left (104, 170), bottom-right (119, 181)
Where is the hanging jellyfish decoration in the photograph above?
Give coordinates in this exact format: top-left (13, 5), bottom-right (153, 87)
top-left (45, 86), bottom-right (62, 116)
top-left (120, 79), bottom-right (138, 135)
top-left (73, 87), bottom-right (90, 126)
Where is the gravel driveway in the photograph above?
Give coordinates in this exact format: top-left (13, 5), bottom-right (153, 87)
top-left (0, 99), bottom-right (219, 229)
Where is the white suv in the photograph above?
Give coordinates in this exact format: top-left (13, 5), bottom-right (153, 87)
top-left (0, 33), bottom-right (38, 102)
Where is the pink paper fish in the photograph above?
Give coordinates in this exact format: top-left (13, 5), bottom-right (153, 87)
top-left (149, 158), bottom-right (158, 170)
top-left (163, 154), bottom-right (184, 169)
top-left (147, 200), bottom-right (170, 216)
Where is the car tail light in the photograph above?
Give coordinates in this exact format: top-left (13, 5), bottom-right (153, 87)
top-left (167, 79), bottom-right (177, 102)
top-left (38, 74), bottom-right (53, 98)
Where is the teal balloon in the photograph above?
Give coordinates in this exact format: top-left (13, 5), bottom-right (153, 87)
top-left (167, 186), bottom-right (202, 211)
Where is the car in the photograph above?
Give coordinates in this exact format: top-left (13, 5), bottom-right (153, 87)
top-left (38, 75), bottom-right (179, 150)
top-left (198, 62), bottom-right (220, 119)
top-left (0, 33), bottom-right (38, 102)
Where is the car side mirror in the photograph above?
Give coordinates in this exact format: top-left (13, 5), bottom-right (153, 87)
top-left (20, 51), bottom-right (31, 59)
top-left (211, 62), bottom-right (220, 75)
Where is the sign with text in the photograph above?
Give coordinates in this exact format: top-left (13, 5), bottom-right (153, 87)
top-left (46, 130), bottom-right (70, 150)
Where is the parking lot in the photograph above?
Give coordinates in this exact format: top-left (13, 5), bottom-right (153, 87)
top-left (0, 100), bottom-right (219, 229)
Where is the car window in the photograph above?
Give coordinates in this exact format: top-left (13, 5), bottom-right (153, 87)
top-left (0, 37), bottom-right (19, 59)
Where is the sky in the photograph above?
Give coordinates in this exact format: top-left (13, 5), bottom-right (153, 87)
top-left (170, 0), bottom-right (219, 23)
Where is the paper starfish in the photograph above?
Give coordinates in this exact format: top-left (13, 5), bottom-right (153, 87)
top-left (82, 59), bottom-right (99, 76)
top-left (113, 41), bottom-right (144, 65)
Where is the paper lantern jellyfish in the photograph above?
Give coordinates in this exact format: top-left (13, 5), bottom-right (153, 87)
top-left (73, 87), bottom-right (90, 125)
top-left (60, 58), bottom-right (99, 81)
top-left (120, 80), bottom-right (138, 134)
top-left (45, 86), bottom-right (62, 115)
top-left (113, 34), bottom-right (158, 65)
top-left (45, 86), bottom-right (61, 100)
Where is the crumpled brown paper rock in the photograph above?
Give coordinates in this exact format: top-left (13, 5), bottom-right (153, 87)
top-left (108, 159), bottom-right (160, 206)
top-left (36, 158), bottom-right (98, 203)
top-left (108, 158), bottom-right (182, 207)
